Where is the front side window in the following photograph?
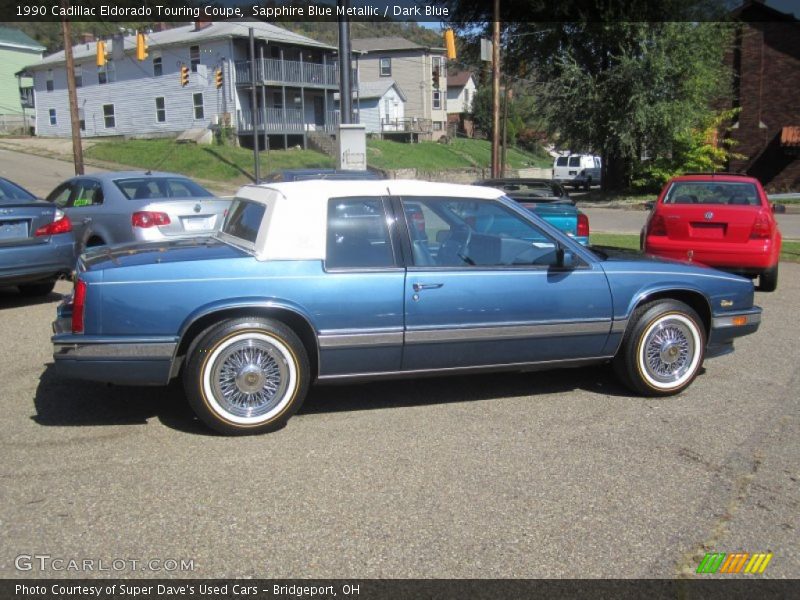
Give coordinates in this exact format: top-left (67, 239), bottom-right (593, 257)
top-left (48, 108), bottom-right (57, 125)
top-left (193, 93), bottom-right (204, 119)
top-left (220, 198), bottom-right (265, 245)
top-left (568, 156), bottom-right (581, 167)
top-left (556, 156), bottom-right (568, 167)
top-left (103, 104), bottom-right (115, 128)
top-left (155, 97), bottom-right (166, 122)
top-left (190, 45), bottom-right (200, 72)
top-left (379, 57), bottom-right (391, 77)
top-left (402, 197), bottom-right (561, 268)
top-left (47, 183), bottom-right (73, 207)
top-left (72, 180), bottom-right (104, 207)
top-left (664, 181), bottom-right (760, 206)
top-left (326, 197), bottom-right (394, 269)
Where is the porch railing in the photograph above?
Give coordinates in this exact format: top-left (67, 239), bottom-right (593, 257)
top-left (237, 108), bottom-right (306, 133)
top-left (234, 58), bottom-right (343, 87)
top-left (381, 117), bottom-right (432, 134)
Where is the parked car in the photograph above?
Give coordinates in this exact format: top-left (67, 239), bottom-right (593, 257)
top-left (52, 180), bottom-right (761, 435)
top-left (474, 178), bottom-right (589, 244)
top-left (642, 174), bottom-right (782, 291)
top-left (262, 169), bottom-right (382, 182)
top-left (553, 154), bottom-right (602, 190)
top-left (45, 171), bottom-right (230, 248)
top-left (0, 177), bottom-right (77, 296)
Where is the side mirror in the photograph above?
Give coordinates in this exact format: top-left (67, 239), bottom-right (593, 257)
top-left (644, 201), bottom-right (655, 211)
top-left (556, 246), bottom-right (575, 269)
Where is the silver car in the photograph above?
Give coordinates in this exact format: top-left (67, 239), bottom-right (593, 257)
top-left (45, 171), bottom-right (230, 248)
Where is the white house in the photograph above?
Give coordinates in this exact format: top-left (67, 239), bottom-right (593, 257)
top-left (21, 21), bottom-right (342, 149)
top-left (336, 80), bottom-right (406, 135)
top-left (446, 70), bottom-right (477, 138)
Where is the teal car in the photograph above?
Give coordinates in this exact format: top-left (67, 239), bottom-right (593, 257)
top-left (475, 178), bottom-right (590, 245)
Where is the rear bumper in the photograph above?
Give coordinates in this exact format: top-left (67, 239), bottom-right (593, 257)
top-left (51, 321), bottom-right (177, 385)
top-left (645, 237), bottom-right (779, 271)
top-left (0, 236), bottom-right (76, 286)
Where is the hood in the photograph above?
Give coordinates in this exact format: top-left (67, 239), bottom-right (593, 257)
top-left (81, 236), bottom-right (248, 271)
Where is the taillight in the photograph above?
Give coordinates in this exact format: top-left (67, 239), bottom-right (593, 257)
top-left (132, 211), bottom-right (171, 228)
top-left (750, 212), bottom-right (772, 239)
top-left (72, 279), bottom-right (86, 334)
top-left (35, 210), bottom-right (72, 237)
top-left (577, 212), bottom-right (590, 238)
top-left (648, 213), bottom-right (667, 236)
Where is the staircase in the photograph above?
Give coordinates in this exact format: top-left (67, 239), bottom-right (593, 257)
top-left (307, 130), bottom-right (336, 157)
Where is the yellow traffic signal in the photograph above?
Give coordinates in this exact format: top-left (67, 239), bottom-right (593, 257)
top-left (180, 65), bottom-right (189, 87)
top-left (96, 40), bottom-right (107, 67)
top-left (136, 32), bottom-right (148, 61)
top-left (444, 29), bottom-right (456, 60)
top-left (215, 67), bottom-right (223, 89)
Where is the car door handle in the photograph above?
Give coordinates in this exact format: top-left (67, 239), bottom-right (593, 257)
top-left (413, 283), bottom-right (443, 292)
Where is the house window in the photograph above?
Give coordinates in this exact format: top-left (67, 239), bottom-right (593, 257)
top-left (155, 97), bottom-right (166, 123)
top-left (193, 93), bottom-right (204, 119)
top-left (74, 65), bottom-right (82, 88)
top-left (433, 90), bottom-right (442, 110)
top-left (270, 46), bottom-right (280, 59)
top-left (46, 70), bottom-right (53, 92)
top-left (190, 45), bottom-right (200, 72)
top-left (379, 57), bottom-right (391, 77)
top-left (433, 121), bottom-right (443, 131)
top-left (48, 109), bottom-right (56, 125)
top-left (78, 108), bottom-right (85, 131)
top-left (98, 60), bottom-right (115, 84)
top-left (103, 104), bottom-right (115, 128)
top-left (152, 53), bottom-right (162, 77)
top-left (463, 89), bottom-right (471, 112)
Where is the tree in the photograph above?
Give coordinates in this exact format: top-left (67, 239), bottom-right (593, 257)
top-left (444, 1), bottom-right (734, 190)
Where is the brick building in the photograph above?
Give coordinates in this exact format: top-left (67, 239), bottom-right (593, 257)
top-left (727, 1), bottom-right (800, 191)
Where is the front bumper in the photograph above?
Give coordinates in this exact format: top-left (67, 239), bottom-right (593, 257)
top-left (706, 307), bottom-right (762, 358)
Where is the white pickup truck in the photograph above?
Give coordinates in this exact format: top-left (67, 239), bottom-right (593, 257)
top-left (553, 154), bottom-right (602, 190)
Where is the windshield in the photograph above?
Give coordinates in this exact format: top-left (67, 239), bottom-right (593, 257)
top-left (0, 179), bottom-right (37, 204)
top-left (663, 181), bottom-right (760, 206)
top-left (114, 177), bottom-right (213, 200)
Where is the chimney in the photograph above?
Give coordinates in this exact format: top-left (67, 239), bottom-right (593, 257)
top-left (194, 19), bottom-right (212, 31)
top-left (154, 22), bottom-right (169, 32)
top-left (79, 32), bottom-right (95, 44)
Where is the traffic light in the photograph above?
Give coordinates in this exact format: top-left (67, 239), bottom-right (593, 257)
top-left (444, 29), bottom-right (456, 60)
top-left (96, 40), bottom-right (107, 67)
top-left (136, 32), bottom-right (148, 61)
top-left (180, 65), bottom-right (189, 87)
top-left (432, 66), bottom-right (440, 89)
top-left (215, 67), bottom-right (223, 89)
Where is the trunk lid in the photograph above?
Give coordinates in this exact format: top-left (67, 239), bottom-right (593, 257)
top-left (136, 198), bottom-right (231, 237)
top-left (656, 204), bottom-right (764, 244)
top-left (0, 201), bottom-right (58, 247)
top-left (81, 236), bottom-right (248, 271)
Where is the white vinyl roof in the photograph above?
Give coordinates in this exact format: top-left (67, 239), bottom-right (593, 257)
top-left (233, 179), bottom-right (504, 261)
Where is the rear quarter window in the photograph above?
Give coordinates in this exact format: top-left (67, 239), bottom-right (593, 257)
top-left (221, 199), bottom-right (265, 245)
top-left (556, 157), bottom-right (568, 167)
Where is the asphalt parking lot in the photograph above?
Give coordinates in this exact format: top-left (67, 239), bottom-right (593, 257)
top-left (1, 265), bottom-right (797, 579)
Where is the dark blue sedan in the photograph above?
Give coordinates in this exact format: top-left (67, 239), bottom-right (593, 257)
top-left (51, 180), bottom-right (761, 435)
top-left (1, 177), bottom-right (76, 296)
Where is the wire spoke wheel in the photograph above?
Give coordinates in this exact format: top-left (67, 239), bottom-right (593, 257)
top-left (211, 338), bottom-right (289, 419)
top-left (642, 318), bottom-right (694, 384)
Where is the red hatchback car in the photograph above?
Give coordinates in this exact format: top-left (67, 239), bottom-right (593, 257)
top-left (642, 174), bottom-right (782, 291)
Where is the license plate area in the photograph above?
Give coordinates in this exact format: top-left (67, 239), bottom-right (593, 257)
top-left (181, 216), bottom-right (215, 232)
top-left (0, 219), bottom-right (30, 241)
top-left (689, 222), bottom-right (726, 239)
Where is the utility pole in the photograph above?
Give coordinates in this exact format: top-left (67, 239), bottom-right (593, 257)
top-left (61, 1), bottom-right (84, 175)
top-left (501, 79), bottom-right (510, 176)
top-left (249, 27), bottom-right (260, 183)
top-left (491, 0), bottom-right (501, 178)
top-left (337, 0), bottom-right (353, 124)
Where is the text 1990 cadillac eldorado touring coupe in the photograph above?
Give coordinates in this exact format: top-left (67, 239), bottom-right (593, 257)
top-left (52, 180), bottom-right (761, 435)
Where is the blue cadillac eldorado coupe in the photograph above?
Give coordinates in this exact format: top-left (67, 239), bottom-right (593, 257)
top-left (51, 180), bottom-right (762, 435)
